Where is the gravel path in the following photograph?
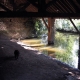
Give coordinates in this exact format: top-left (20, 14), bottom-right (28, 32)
top-left (0, 39), bottom-right (80, 80)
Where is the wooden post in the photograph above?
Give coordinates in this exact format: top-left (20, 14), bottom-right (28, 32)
top-left (78, 35), bottom-right (80, 69)
top-left (48, 18), bottom-right (55, 45)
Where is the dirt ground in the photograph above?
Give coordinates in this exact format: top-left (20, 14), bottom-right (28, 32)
top-left (0, 38), bottom-right (80, 80)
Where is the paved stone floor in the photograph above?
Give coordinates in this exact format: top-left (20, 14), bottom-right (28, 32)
top-left (0, 39), bottom-right (80, 80)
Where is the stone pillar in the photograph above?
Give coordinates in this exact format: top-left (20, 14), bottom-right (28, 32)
top-left (48, 18), bottom-right (55, 45)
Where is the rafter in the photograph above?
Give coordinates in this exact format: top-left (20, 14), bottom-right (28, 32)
top-left (59, 0), bottom-right (72, 13)
top-left (46, 0), bottom-right (59, 8)
top-left (0, 3), bottom-right (11, 11)
top-left (68, 0), bottom-right (80, 13)
top-left (42, 18), bottom-right (48, 29)
top-left (69, 17), bottom-right (80, 33)
top-left (16, 2), bottom-right (30, 11)
top-left (27, 0), bottom-right (38, 8)
top-left (38, 0), bottom-right (46, 12)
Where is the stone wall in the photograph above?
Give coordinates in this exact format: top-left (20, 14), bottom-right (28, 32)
top-left (0, 18), bottom-right (35, 39)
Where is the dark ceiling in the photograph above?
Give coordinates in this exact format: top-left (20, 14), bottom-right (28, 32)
top-left (0, 0), bottom-right (80, 18)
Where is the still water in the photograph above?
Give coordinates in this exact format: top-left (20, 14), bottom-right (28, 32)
top-left (20, 36), bottom-right (78, 68)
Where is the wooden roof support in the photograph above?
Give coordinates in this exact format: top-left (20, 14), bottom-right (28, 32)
top-left (0, 12), bottom-right (80, 17)
top-left (17, 0), bottom-right (38, 11)
top-left (59, 0), bottom-right (72, 13)
top-left (69, 17), bottom-right (79, 33)
top-left (69, 0), bottom-right (80, 13)
top-left (0, 3), bottom-right (11, 11)
top-left (53, 4), bottom-right (63, 13)
top-left (48, 18), bottom-right (55, 45)
top-left (46, 0), bottom-right (59, 8)
top-left (38, 0), bottom-right (46, 12)
top-left (17, 2), bottom-right (30, 11)
top-left (42, 18), bottom-right (48, 30)
top-left (64, 0), bottom-right (76, 13)
top-left (69, 17), bottom-right (80, 70)
top-left (9, 0), bottom-right (16, 11)
top-left (56, 29), bottom-right (79, 35)
top-left (56, 2), bottom-right (67, 13)
top-left (27, 0), bottom-right (38, 8)
top-left (78, 36), bottom-right (80, 69)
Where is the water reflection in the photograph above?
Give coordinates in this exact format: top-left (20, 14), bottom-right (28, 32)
top-left (20, 35), bottom-right (79, 68)
top-left (41, 34), bottom-right (78, 68)
top-left (41, 34), bottom-right (48, 45)
top-left (71, 40), bottom-right (78, 68)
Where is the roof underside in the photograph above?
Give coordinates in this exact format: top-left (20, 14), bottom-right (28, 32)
top-left (0, 0), bottom-right (80, 18)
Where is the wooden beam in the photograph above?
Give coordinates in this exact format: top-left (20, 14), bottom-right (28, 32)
top-left (59, 0), bottom-right (72, 13)
top-left (0, 3), bottom-right (11, 11)
top-left (17, 2), bottom-right (30, 11)
top-left (78, 36), bottom-right (80, 69)
top-left (63, 0), bottom-right (74, 12)
top-left (0, 12), bottom-right (80, 18)
top-left (38, 0), bottom-right (46, 12)
top-left (56, 29), bottom-right (79, 35)
top-left (8, 0), bottom-right (16, 11)
top-left (46, 0), bottom-right (59, 8)
top-left (69, 0), bottom-right (80, 13)
top-left (42, 18), bottom-right (48, 29)
top-left (48, 18), bottom-right (55, 45)
top-left (69, 17), bottom-right (79, 33)
top-left (9, 0), bottom-right (16, 11)
top-left (27, 0), bottom-right (38, 8)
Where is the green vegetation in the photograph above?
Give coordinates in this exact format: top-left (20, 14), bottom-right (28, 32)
top-left (34, 19), bottom-right (47, 37)
top-left (55, 32), bottom-right (76, 67)
top-left (54, 19), bottom-right (79, 67)
top-left (34, 19), bottom-right (43, 37)
top-left (35, 18), bottom-right (79, 67)
top-left (25, 18), bottom-right (79, 67)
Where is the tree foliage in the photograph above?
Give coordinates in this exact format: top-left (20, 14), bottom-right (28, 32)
top-left (24, 18), bottom-right (44, 38)
top-left (34, 18), bottom-right (48, 37)
top-left (55, 32), bottom-right (76, 66)
top-left (25, 18), bottom-right (79, 67)
top-left (34, 19), bottom-right (43, 37)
